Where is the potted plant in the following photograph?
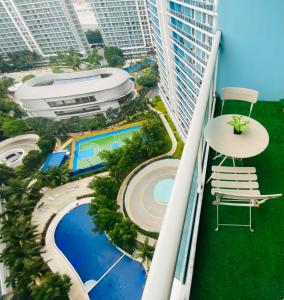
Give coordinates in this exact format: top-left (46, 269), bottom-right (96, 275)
top-left (227, 115), bottom-right (249, 135)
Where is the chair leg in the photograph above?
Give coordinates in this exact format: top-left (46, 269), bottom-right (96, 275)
top-left (215, 204), bottom-right (219, 231)
top-left (249, 206), bottom-right (254, 232)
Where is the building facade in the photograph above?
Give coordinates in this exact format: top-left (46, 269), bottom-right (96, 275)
top-left (91, 0), bottom-right (153, 57)
top-left (0, 0), bottom-right (90, 57)
top-left (147, 0), bottom-right (217, 139)
top-left (15, 68), bottom-right (135, 119)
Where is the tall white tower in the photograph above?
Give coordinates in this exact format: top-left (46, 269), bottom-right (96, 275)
top-left (0, 0), bottom-right (90, 57)
top-left (147, 0), bottom-right (218, 139)
top-left (91, 0), bottom-right (153, 57)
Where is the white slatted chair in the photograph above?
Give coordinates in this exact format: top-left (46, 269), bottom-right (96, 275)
top-left (211, 166), bottom-right (282, 232)
top-left (221, 87), bottom-right (259, 116)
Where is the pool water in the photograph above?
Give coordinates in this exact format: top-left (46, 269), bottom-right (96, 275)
top-left (153, 178), bottom-right (175, 204)
top-left (73, 126), bottom-right (141, 172)
top-left (54, 204), bottom-right (146, 300)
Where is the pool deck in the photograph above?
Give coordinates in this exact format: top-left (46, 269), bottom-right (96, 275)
top-left (31, 175), bottom-right (108, 300)
top-left (125, 159), bottom-right (179, 232)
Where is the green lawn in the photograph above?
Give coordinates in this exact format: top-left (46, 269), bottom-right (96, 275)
top-left (190, 101), bottom-right (284, 300)
top-left (151, 97), bottom-right (184, 158)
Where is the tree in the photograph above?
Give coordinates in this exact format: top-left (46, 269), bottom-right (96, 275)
top-left (79, 114), bottom-right (106, 131)
top-left (19, 150), bottom-right (43, 177)
top-left (136, 74), bottom-right (157, 87)
top-left (22, 74), bottom-right (35, 82)
top-left (0, 55), bottom-right (12, 73)
top-left (49, 49), bottom-right (81, 68)
top-left (100, 116), bottom-right (171, 179)
top-left (7, 50), bottom-right (40, 71)
top-left (109, 218), bottom-right (137, 252)
top-left (92, 208), bottom-right (122, 233)
top-left (0, 164), bottom-right (15, 185)
top-left (1, 177), bottom-right (28, 200)
top-left (0, 100), bottom-right (24, 118)
top-left (38, 166), bottom-right (69, 188)
top-left (88, 176), bottom-right (120, 200)
top-left (85, 30), bottom-right (103, 45)
top-left (31, 272), bottom-right (71, 300)
top-left (37, 135), bottom-right (56, 157)
top-left (134, 238), bottom-right (155, 271)
top-left (1, 118), bottom-right (28, 137)
top-left (0, 77), bottom-right (15, 99)
top-left (86, 49), bottom-right (102, 66)
top-left (104, 46), bottom-right (125, 67)
top-left (51, 66), bottom-right (64, 73)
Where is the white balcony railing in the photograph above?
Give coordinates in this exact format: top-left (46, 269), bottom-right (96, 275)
top-left (142, 30), bottom-right (221, 300)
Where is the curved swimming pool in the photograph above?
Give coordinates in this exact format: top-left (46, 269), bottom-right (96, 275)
top-left (54, 204), bottom-right (146, 300)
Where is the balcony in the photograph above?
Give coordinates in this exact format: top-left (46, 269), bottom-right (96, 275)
top-left (179, 0), bottom-right (217, 12)
top-left (167, 8), bottom-right (214, 34)
top-left (190, 100), bottom-right (284, 300)
top-left (142, 30), bottom-right (284, 300)
top-left (170, 36), bottom-right (208, 67)
top-left (169, 22), bottom-right (211, 51)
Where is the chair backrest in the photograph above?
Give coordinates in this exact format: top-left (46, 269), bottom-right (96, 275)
top-left (221, 87), bottom-right (259, 116)
top-left (214, 192), bottom-right (282, 207)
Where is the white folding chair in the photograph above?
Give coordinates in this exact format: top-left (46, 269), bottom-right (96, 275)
top-left (221, 87), bottom-right (259, 116)
top-left (211, 166), bottom-right (282, 231)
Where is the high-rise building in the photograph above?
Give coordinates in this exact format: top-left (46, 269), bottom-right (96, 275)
top-left (148, 0), bottom-right (284, 140)
top-left (147, 0), bottom-right (217, 140)
top-left (91, 0), bottom-right (153, 57)
top-left (0, 0), bottom-right (90, 57)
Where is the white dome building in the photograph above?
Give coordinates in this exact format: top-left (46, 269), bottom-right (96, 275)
top-left (15, 68), bottom-right (135, 119)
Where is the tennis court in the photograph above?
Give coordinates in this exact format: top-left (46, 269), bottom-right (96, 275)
top-left (72, 125), bottom-right (141, 172)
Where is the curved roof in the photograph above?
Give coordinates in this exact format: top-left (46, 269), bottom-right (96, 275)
top-left (15, 68), bottom-right (130, 100)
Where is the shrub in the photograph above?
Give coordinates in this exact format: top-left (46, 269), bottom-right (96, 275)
top-left (22, 74), bottom-right (35, 82)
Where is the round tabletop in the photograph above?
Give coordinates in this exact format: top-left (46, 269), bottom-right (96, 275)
top-left (204, 114), bottom-right (269, 159)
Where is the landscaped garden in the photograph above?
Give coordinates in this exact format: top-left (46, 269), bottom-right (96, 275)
top-left (0, 73), bottom-right (180, 298)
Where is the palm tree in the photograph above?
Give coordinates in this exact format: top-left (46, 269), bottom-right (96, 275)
top-left (31, 272), bottom-right (71, 300)
top-left (38, 166), bottom-right (69, 188)
top-left (134, 238), bottom-right (155, 271)
top-left (1, 178), bottom-right (28, 200)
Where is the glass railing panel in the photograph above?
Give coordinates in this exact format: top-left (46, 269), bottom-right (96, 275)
top-left (174, 160), bottom-right (199, 281)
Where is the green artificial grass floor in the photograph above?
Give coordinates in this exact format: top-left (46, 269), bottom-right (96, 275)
top-left (190, 101), bottom-right (284, 300)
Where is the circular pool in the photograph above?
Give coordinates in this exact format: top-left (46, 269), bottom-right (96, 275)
top-left (0, 148), bottom-right (25, 168)
top-left (0, 134), bottom-right (39, 168)
top-left (153, 178), bottom-right (175, 204)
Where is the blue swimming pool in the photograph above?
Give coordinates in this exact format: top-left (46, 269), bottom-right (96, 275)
top-left (55, 204), bottom-right (146, 300)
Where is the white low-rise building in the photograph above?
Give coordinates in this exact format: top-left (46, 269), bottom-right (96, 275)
top-left (15, 68), bottom-right (135, 119)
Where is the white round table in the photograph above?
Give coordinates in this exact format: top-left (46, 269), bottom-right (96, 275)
top-left (204, 114), bottom-right (269, 159)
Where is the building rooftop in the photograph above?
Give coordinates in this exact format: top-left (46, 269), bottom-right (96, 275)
top-left (15, 68), bottom-right (130, 100)
top-left (190, 100), bottom-right (284, 299)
